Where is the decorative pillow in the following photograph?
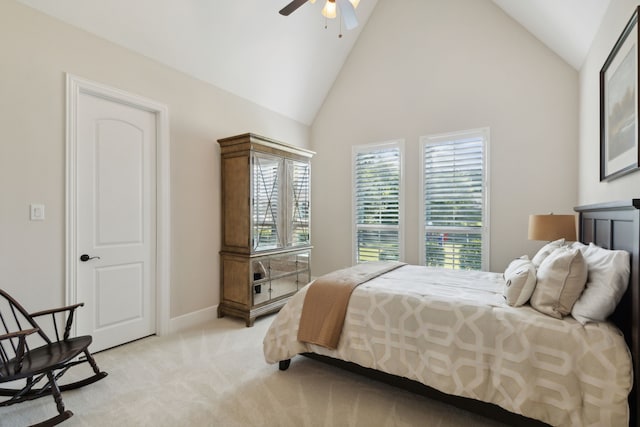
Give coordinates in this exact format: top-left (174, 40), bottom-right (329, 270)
top-left (530, 247), bottom-right (588, 318)
top-left (571, 243), bottom-right (630, 324)
top-left (503, 256), bottom-right (537, 307)
top-left (531, 238), bottom-right (565, 268)
top-left (567, 241), bottom-right (587, 251)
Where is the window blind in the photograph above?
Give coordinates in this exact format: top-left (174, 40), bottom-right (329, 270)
top-left (354, 146), bottom-right (401, 262)
top-left (423, 134), bottom-right (486, 270)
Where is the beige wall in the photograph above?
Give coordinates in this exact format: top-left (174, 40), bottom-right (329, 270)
top-left (578, 0), bottom-right (640, 204)
top-left (0, 0), bottom-right (586, 324)
top-left (310, 0), bottom-right (579, 275)
top-left (0, 1), bottom-right (309, 318)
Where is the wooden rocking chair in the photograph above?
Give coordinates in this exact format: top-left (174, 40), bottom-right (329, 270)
top-left (0, 288), bottom-right (107, 426)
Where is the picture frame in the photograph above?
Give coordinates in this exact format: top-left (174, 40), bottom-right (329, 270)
top-left (600, 6), bottom-right (640, 181)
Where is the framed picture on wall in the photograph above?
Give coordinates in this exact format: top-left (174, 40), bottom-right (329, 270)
top-left (600, 6), bottom-right (640, 181)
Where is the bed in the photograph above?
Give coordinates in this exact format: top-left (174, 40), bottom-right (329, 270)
top-left (263, 200), bottom-right (640, 427)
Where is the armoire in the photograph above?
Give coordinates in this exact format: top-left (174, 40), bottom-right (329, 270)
top-left (217, 133), bottom-right (314, 326)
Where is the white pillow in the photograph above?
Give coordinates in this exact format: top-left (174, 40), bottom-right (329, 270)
top-left (531, 238), bottom-right (565, 268)
top-left (567, 241), bottom-right (587, 251)
top-left (571, 243), bottom-right (630, 324)
top-left (503, 256), bottom-right (537, 306)
top-left (530, 246), bottom-right (588, 319)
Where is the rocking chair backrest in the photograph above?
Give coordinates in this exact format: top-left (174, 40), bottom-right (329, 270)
top-left (0, 289), bottom-right (51, 374)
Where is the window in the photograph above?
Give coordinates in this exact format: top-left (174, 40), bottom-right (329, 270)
top-left (420, 129), bottom-right (489, 270)
top-left (352, 141), bottom-right (404, 264)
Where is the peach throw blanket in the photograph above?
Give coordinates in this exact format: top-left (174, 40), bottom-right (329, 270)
top-left (297, 261), bottom-right (406, 349)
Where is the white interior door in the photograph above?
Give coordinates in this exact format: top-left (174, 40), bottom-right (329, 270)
top-left (76, 91), bottom-right (157, 352)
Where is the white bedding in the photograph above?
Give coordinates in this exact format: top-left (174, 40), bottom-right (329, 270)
top-left (263, 265), bottom-right (633, 427)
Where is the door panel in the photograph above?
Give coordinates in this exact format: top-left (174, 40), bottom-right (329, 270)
top-left (77, 92), bottom-right (156, 352)
top-left (96, 120), bottom-right (144, 245)
top-left (95, 263), bottom-right (143, 328)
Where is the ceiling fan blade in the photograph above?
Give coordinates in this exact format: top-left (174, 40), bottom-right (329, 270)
top-left (279, 0), bottom-right (308, 16)
top-left (336, 0), bottom-right (358, 30)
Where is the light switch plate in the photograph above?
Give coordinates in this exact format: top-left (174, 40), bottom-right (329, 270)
top-left (30, 204), bottom-right (45, 221)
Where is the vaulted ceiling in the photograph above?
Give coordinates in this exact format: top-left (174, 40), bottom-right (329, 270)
top-left (16, 0), bottom-right (610, 125)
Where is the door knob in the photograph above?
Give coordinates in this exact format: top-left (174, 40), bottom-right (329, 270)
top-left (80, 254), bottom-right (101, 262)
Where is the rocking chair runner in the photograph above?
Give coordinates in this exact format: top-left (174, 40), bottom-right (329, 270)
top-left (0, 288), bottom-right (107, 426)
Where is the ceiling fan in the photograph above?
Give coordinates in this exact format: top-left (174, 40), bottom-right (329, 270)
top-left (279, 0), bottom-right (360, 31)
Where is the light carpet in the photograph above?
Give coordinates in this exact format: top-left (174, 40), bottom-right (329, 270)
top-left (1, 315), bottom-right (508, 427)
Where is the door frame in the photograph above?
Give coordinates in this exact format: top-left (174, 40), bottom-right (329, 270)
top-left (65, 73), bottom-right (171, 337)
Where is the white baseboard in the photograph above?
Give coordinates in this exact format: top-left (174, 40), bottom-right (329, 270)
top-left (168, 305), bottom-right (218, 334)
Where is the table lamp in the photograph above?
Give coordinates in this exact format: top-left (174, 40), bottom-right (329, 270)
top-left (528, 213), bottom-right (577, 242)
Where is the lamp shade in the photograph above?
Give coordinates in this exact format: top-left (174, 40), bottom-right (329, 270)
top-left (528, 214), bottom-right (576, 241)
top-left (322, 0), bottom-right (337, 18)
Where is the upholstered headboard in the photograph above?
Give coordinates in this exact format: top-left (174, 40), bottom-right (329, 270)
top-left (575, 200), bottom-right (640, 426)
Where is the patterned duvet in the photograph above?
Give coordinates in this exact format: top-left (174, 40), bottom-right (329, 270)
top-left (263, 265), bottom-right (633, 427)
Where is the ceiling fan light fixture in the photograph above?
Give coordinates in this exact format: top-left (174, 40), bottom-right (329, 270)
top-left (322, 0), bottom-right (337, 19)
top-left (279, 0), bottom-right (359, 35)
